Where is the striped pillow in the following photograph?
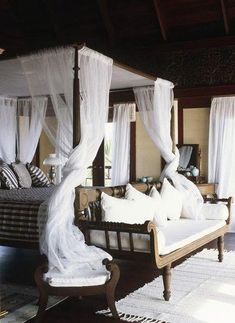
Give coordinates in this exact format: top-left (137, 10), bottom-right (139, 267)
top-left (0, 161), bottom-right (19, 189)
top-left (26, 163), bottom-right (50, 187)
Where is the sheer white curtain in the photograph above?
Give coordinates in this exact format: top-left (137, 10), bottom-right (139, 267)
top-left (209, 97), bottom-right (235, 198)
top-left (20, 47), bottom-right (74, 165)
top-left (134, 79), bottom-right (203, 219)
top-left (17, 97), bottom-right (48, 163)
top-left (111, 103), bottom-right (134, 185)
top-left (0, 97), bottom-right (17, 163)
top-left (37, 47), bottom-right (113, 277)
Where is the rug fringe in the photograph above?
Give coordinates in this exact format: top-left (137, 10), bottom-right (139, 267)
top-left (96, 309), bottom-right (167, 322)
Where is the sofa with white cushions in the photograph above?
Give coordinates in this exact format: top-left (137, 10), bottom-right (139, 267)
top-left (76, 180), bottom-right (232, 301)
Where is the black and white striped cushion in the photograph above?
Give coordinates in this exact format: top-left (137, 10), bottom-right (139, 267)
top-left (0, 161), bottom-right (19, 189)
top-left (26, 164), bottom-right (50, 187)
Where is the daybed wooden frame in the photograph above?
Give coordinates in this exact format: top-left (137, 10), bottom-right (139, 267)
top-left (75, 182), bottom-right (232, 301)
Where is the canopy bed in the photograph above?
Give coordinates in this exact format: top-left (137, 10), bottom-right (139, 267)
top-left (0, 45), bottom-right (232, 313)
top-left (0, 44), bottom-right (155, 249)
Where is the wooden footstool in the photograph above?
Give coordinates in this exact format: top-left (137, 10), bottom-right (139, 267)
top-left (34, 258), bottom-right (120, 322)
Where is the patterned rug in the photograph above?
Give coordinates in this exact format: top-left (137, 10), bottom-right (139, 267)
top-left (98, 249), bottom-right (235, 323)
top-left (0, 283), bottom-right (65, 323)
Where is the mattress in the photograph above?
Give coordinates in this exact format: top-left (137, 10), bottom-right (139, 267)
top-left (90, 219), bottom-right (226, 255)
top-left (0, 186), bottom-right (55, 244)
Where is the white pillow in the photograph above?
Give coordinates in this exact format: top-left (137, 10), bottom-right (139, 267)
top-left (125, 183), bottom-right (167, 227)
top-left (149, 186), bottom-right (168, 227)
top-left (101, 192), bottom-right (154, 224)
top-left (160, 178), bottom-right (183, 220)
top-left (201, 203), bottom-right (228, 221)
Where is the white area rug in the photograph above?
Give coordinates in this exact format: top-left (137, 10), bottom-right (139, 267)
top-left (98, 249), bottom-right (235, 323)
top-left (0, 283), bottom-right (65, 323)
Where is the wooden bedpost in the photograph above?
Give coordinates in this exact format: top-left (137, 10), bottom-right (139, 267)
top-left (73, 45), bottom-right (81, 148)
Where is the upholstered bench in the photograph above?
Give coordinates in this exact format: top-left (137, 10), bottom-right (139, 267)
top-left (34, 259), bottom-right (120, 322)
top-left (75, 182), bottom-right (232, 301)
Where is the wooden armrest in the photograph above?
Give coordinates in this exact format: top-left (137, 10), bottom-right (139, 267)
top-left (79, 220), bottom-right (150, 234)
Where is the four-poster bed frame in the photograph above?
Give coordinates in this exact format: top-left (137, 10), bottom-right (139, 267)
top-left (0, 44), bottom-right (155, 248)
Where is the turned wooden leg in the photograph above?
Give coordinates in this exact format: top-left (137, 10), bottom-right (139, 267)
top-left (163, 264), bottom-right (171, 301)
top-left (34, 264), bottom-right (49, 323)
top-left (104, 259), bottom-right (120, 319)
top-left (34, 291), bottom-right (48, 323)
top-left (218, 235), bottom-right (224, 262)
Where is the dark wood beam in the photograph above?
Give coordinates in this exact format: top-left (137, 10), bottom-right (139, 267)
top-left (178, 97), bottom-right (211, 109)
top-left (97, 0), bottom-right (115, 47)
top-left (177, 103), bottom-right (184, 145)
top-left (109, 90), bottom-right (135, 106)
top-left (153, 0), bottom-right (168, 41)
top-left (220, 0), bottom-right (229, 34)
top-left (175, 84), bottom-right (235, 98)
top-left (135, 34), bottom-right (235, 53)
top-left (130, 122), bottom-right (136, 182)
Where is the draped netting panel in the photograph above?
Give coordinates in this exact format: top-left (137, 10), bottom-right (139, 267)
top-left (17, 97), bottom-right (48, 163)
top-left (36, 47), bottom-right (113, 277)
top-left (111, 103), bottom-right (135, 185)
top-left (134, 79), bottom-right (203, 220)
top-left (209, 97), bottom-right (235, 199)
top-left (0, 97), bottom-right (17, 163)
top-left (20, 47), bottom-right (74, 166)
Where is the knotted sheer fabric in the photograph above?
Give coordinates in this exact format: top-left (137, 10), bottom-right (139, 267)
top-left (34, 47), bottom-right (113, 277)
top-left (134, 79), bottom-right (203, 220)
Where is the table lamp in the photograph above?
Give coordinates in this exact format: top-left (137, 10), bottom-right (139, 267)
top-left (43, 153), bottom-right (61, 184)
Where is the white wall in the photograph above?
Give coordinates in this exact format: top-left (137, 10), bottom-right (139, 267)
top-left (136, 113), bottom-right (161, 180)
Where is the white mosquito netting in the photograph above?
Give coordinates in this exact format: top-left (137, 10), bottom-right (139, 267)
top-left (209, 97), bottom-right (235, 199)
top-left (134, 79), bottom-right (203, 219)
top-left (20, 46), bottom-right (114, 277)
top-left (17, 97), bottom-right (48, 163)
top-left (0, 97), bottom-right (17, 163)
top-left (111, 103), bottom-right (135, 185)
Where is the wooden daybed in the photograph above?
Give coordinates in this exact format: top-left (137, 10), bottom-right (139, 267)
top-left (75, 182), bottom-right (232, 301)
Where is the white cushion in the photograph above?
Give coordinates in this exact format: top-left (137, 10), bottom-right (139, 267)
top-left (149, 186), bottom-right (168, 227)
top-left (125, 183), bottom-right (167, 227)
top-left (158, 219), bottom-right (226, 255)
top-left (45, 268), bottom-right (109, 287)
top-left (160, 178), bottom-right (183, 220)
top-left (90, 219), bottom-right (226, 256)
top-left (101, 192), bottom-right (154, 224)
top-left (201, 203), bottom-right (229, 220)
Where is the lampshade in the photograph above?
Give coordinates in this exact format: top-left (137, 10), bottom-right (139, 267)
top-left (43, 153), bottom-right (61, 166)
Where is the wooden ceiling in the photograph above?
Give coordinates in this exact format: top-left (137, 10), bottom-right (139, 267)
top-left (0, 0), bottom-right (234, 56)
top-left (1, 0), bottom-right (235, 89)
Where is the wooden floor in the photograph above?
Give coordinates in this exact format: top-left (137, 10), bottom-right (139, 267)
top-left (0, 233), bottom-right (234, 323)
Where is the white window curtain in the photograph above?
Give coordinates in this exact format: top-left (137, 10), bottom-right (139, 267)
top-left (17, 97), bottom-right (48, 163)
top-left (20, 48), bottom-right (74, 165)
top-left (111, 103), bottom-right (134, 185)
top-left (134, 79), bottom-right (203, 219)
top-left (208, 97), bottom-right (235, 198)
top-left (0, 97), bottom-right (17, 163)
top-left (36, 47), bottom-right (113, 277)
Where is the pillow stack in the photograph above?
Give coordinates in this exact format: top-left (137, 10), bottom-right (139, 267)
top-left (0, 159), bottom-right (19, 189)
top-left (101, 179), bottom-right (185, 227)
top-left (0, 158), bottom-right (50, 189)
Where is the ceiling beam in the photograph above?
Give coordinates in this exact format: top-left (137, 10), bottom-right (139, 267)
top-left (133, 34), bottom-right (235, 53)
top-left (153, 0), bottom-right (168, 41)
top-left (97, 0), bottom-right (115, 47)
top-left (220, 0), bottom-right (229, 34)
